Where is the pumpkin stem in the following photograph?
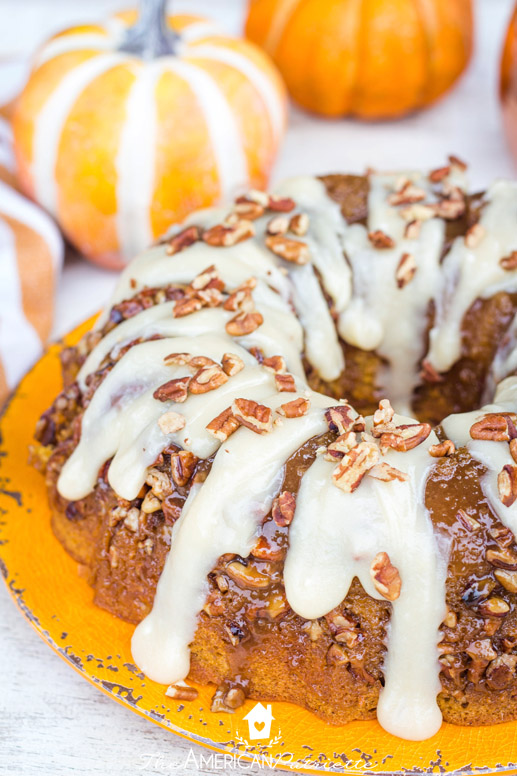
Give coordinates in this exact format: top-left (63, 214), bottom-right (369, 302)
top-left (119, 0), bottom-right (178, 59)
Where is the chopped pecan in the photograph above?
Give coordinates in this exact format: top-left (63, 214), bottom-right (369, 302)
top-left (486, 655), bottom-right (517, 690)
top-left (420, 359), bottom-right (443, 383)
top-left (165, 682), bottom-right (199, 702)
top-left (449, 154), bottom-right (467, 171)
top-left (373, 399), bottom-right (394, 428)
top-left (163, 352), bottom-right (191, 366)
top-left (325, 431), bottom-right (358, 460)
top-left (242, 189), bottom-right (269, 207)
top-left (226, 560), bottom-right (271, 589)
top-left (275, 373), bottom-right (296, 392)
top-left (511, 438), bottom-right (517, 464)
top-left (428, 439), bottom-right (455, 457)
top-left (268, 195), bottom-right (296, 212)
top-left (368, 462), bottom-right (408, 483)
top-left (223, 285), bottom-right (254, 313)
top-left (233, 198), bottom-right (265, 220)
top-left (370, 551), bottom-right (401, 601)
top-left (272, 490), bottom-right (296, 527)
top-left (500, 251), bottom-right (517, 271)
top-left (303, 620), bottom-right (323, 642)
top-left (368, 229), bottom-right (395, 249)
top-left (124, 507), bottom-right (140, 532)
top-left (380, 422), bottom-right (431, 452)
top-left (170, 450), bottom-right (198, 487)
top-left (478, 597), bottom-right (510, 618)
top-left (326, 643), bottom-right (349, 666)
top-left (429, 165), bottom-right (451, 183)
top-left (224, 621), bottom-right (248, 646)
top-left (489, 525), bottom-right (514, 547)
top-left (266, 215), bottom-right (289, 235)
top-left (498, 464), bottom-right (517, 507)
top-left (388, 178), bottom-right (427, 206)
top-left (486, 546), bottom-right (517, 570)
top-left (494, 568), bottom-right (517, 593)
top-left (165, 226), bottom-right (200, 255)
top-left (466, 639), bottom-right (497, 662)
top-left (153, 376), bottom-right (190, 403)
top-left (277, 396), bottom-right (310, 418)
top-left (395, 252), bottom-right (416, 289)
top-left (470, 413), bottom-right (517, 441)
top-left (225, 310), bottom-right (263, 336)
top-left (400, 204), bottom-right (435, 222)
top-left (206, 407), bottom-right (241, 441)
top-left (196, 287), bottom-right (224, 308)
top-left (189, 355), bottom-right (217, 369)
top-left (432, 198), bottom-right (466, 220)
top-left (141, 491), bottom-right (161, 514)
top-left (189, 365), bottom-right (228, 394)
top-left (325, 404), bottom-right (356, 434)
top-left (442, 608), bottom-right (457, 628)
top-left (332, 441), bottom-right (379, 493)
top-left (190, 264), bottom-right (224, 291)
top-left (251, 535), bottom-right (285, 562)
top-left (404, 219), bottom-right (421, 240)
top-left (173, 296), bottom-right (203, 318)
top-left (456, 508), bottom-right (481, 532)
top-left (146, 468), bottom-right (172, 499)
top-left (465, 223), bottom-right (485, 249)
top-left (265, 234), bottom-right (310, 264)
top-left (158, 411), bottom-right (186, 435)
top-left (221, 352), bottom-right (244, 377)
top-left (202, 219), bottom-right (255, 246)
top-left (232, 398), bottom-right (272, 434)
top-left (289, 213), bottom-right (309, 236)
top-left (262, 355), bottom-right (287, 374)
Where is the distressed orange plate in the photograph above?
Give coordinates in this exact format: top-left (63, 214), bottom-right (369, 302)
top-left (2, 318), bottom-right (517, 775)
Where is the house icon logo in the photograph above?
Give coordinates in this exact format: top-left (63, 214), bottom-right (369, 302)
top-left (243, 702), bottom-right (275, 740)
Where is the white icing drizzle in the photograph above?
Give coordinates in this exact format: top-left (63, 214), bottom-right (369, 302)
top-left (131, 394), bottom-right (333, 685)
top-left (442, 376), bottom-right (517, 536)
top-left (339, 172), bottom-right (445, 415)
top-left (427, 180), bottom-right (517, 374)
top-left (284, 415), bottom-right (447, 741)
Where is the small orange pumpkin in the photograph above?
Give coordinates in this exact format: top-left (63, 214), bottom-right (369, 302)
top-left (245, 0), bottom-right (474, 120)
top-left (501, 4), bottom-right (517, 163)
top-left (12, 1), bottom-right (286, 269)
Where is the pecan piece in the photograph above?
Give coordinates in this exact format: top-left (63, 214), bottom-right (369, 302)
top-left (324, 431), bottom-right (358, 460)
top-left (478, 597), bottom-right (510, 618)
top-left (265, 234), bottom-right (310, 264)
top-left (373, 399), bottom-right (394, 428)
top-left (206, 407), bottom-right (241, 441)
top-left (226, 561), bottom-right (271, 589)
top-left (190, 264), bottom-right (224, 291)
top-left (400, 203), bottom-right (435, 222)
top-left (456, 508), bottom-right (481, 532)
top-left (165, 682), bottom-right (199, 702)
top-left (432, 198), bottom-right (466, 220)
top-left (370, 551), bottom-right (401, 601)
top-left (173, 296), bottom-right (203, 318)
top-left (500, 251), bottom-right (517, 271)
top-left (262, 355), bottom-right (287, 374)
top-left (325, 404), bottom-right (356, 434)
top-left (395, 252), bottom-right (416, 289)
top-left (146, 468), bottom-right (173, 500)
top-left (510, 438), bottom-right (517, 464)
top-left (232, 398), bottom-right (272, 434)
top-left (225, 311), bottom-right (263, 336)
top-left (449, 154), bottom-right (467, 171)
top-left (404, 219), bottom-right (421, 240)
top-left (189, 365), bottom-right (228, 394)
top-left (289, 213), bottom-right (309, 236)
top-left (429, 165), bottom-right (451, 183)
top-left (275, 373), bottom-right (296, 392)
top-left (165, 226), bottom-right (200, 255)
top-left (158, 411), bottom-right (186, 434)
top-left (428, 439), bottom-right (455, 457)
top-left (470, 413), bottom-right (517, 441)
top-left (153, 376), bottom-right (190, 403)
top-left (494, 568), bottom-right (517, 593)
top-left (141, 491), bottom-right (161, 514)
top-left (486, 547), bottom-right (517, 570)
top-left (388, 179), bottom-right (427, 206)
top-left (272, 490), bottom-right (296, 527)
top-left (266, 215), bottom-right (289, 235)
top-left (420, 359), bottom-right (443, 383)
top-left (498, 464), bottom-right (517, 507)
top-left (164, 352), bottom-right (191, 366)
top-left (332, 441), bottom-right (379, 493)
top-left (221, 352), bottom-right (244, 377)
top-left (380, 422), bottom-right (431, 452)
top-left (202, 219), bottom-right (255, 246)
top-left (268, 195), bottom-right (296, 212)
top-left (170, 450), bottom-right (198, 487)
top-left (223, 286), bottom-right (254, 313)
top-left (233, 198), bottom-right (265, 220)
top-left (368, 462), bottom-right (408, 483)
top-left (368, 229), bottom-right (395, 249)
top-left (465, 223), bottom-right (485, 249)
top-left (277, 397), bottom-right (310, 418)
top-left (486, 655), bottom-right (517, 690)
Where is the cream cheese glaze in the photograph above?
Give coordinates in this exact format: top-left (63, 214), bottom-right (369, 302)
top-left (55, 169), bottom-right (517, 742)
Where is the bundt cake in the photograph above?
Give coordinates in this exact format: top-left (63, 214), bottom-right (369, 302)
top-left (32, 160), bottom-right (517, 742)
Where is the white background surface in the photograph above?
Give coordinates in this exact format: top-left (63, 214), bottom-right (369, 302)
top-left (1, 0), bottom-right (517, 773)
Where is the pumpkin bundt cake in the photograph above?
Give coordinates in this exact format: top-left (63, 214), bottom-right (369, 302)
top-left (33, 161), bottom-right (517, 741)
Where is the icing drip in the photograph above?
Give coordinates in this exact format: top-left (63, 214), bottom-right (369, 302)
top-left (78, 284), bottom-right (305, 389)
top-left (58, 336), bottom-right (276, 501)
top-left (131, 395), bottom-right (333, 685)
top-left (442, 375), bottom-right (517, 536)
top-left (339, 173), bottom-right (445, 415)
top-left (427, 180), bottom-right (517, 374)
top-left (284, 415), bottom-right (447, 741)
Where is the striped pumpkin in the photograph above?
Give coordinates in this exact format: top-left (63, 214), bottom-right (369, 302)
top-left (0, 178), bottom-right (63, 405)
top-left (12, 6), bottom-right (287, 269)
top-left (246, 0), bottom-right (473, 120)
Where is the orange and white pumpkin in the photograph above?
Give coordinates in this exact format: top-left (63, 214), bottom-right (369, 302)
top-left (0, 178), bottom-right (63, 404)
top-left (12, 3), bottom-right (287, 269)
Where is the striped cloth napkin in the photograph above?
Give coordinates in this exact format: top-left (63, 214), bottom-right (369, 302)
top-left (0, 116), bottom-right (63, 406)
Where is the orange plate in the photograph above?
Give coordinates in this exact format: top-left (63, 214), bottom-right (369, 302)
top-left (2, 318), bottom-right (517, 775)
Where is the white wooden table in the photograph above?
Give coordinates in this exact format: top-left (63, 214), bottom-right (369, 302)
top-left (1, 0), bottom-right (517, 773)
